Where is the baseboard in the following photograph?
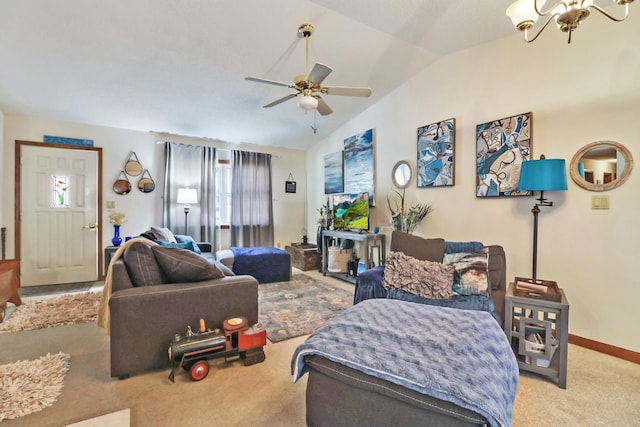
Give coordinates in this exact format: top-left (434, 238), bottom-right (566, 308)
top-left (568, 334), bottom-right (640, 364)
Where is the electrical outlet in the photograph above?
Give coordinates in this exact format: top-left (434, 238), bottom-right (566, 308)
top-left (106, 201), bottom-right (115, 209)
top-left (591, 195), bottom-right (610, 210)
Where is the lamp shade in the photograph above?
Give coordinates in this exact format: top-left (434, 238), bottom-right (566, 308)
top-left (506, 0), bottom-right (547, 27)
top-left (518, 158), bottom-right (568, 191)
top-left (177, 188), bottom-right (198, 204)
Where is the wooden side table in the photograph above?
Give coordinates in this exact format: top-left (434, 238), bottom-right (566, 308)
top-left (104, 246), bottom-right (119, 275)
top-left (285, 243), bottom-right (322, 271)
top-left (504, 283), bottom-right (570, 389)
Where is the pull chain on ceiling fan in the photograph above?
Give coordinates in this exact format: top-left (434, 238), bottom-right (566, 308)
top-left (245, 22), bottom-right (372, 116)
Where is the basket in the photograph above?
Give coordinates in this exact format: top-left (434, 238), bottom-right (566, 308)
top-left (524, 335), bottom-right (558, 368)
top-left (327, 247), bottom-right (352, 273)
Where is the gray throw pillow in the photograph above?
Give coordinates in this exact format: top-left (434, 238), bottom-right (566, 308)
top-left (212, 260), bottom-right (235, 276)
top-left (390, 231), bottom-right (445, 262)
top-left (123, 242), bottom-right (167, 286)
top-left (150, 226), bottom-right (177, 243)
top-left (382, 251), bottom-right (455, 300)
top-left (152, 246), bottom-right (225, 282)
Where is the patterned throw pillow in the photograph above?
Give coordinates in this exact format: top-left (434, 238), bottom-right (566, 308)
top-left (382, 251), bottom-right (455, 300)
top-left (151, 246), bottom-right (225, 282)
top-left (443, 248), bottom-right (490, 296)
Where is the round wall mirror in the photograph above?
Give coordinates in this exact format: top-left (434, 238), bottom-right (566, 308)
top-left (392, 160), bottom-right (413, 189)
top-left (570, 141), bottom-right (633, 191)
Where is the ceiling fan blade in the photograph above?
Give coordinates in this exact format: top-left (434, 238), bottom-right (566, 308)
top-left (245, 76), bottom-right (292, 88)
top-left (263, 93), bottom-right (298, 108)
top-left (307, 63), bottom-right (333, 85)
top-left (323, 86), bottom-right (372, 97)
top-left (316, 96), bottom-right (333, 116)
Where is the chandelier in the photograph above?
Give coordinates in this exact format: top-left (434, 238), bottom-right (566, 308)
top-left (506, 0), bottom-right (634, 43)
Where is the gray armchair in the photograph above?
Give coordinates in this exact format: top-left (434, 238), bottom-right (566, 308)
top-left (108, 241), bottom-right (259, 379)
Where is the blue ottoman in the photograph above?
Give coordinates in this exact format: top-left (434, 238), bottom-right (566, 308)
top-left (216, 247), bottom-right (291, 283)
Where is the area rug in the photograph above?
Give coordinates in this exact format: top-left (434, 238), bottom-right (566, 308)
top-left (0, 291), bottom-right (100, 333)
top-left (258, 274), bottom-right (353, 342)
top-left (0, 352), bottom-right (71, 421)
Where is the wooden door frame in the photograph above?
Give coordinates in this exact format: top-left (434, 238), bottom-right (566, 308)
top-left (14, 140), bottom-right (104, 281)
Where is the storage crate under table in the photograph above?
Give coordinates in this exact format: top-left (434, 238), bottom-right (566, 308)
top-left (285, 243), bottom-right (322, 271)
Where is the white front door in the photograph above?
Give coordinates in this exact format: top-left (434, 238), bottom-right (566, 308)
top-left (20, 144), bottom-right (99, 286)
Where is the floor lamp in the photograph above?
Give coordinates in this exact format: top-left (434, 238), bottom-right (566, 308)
top-left (177, 188), bottom-right (198, 235)
top-left (517, 155), bottom-right (567, 285)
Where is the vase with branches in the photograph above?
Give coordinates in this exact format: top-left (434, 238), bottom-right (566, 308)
top-left (387, 188), bottom-right (433, 233)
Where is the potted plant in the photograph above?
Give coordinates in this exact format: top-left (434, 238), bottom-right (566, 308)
top-left (387, 188), bottom-right (433, 234)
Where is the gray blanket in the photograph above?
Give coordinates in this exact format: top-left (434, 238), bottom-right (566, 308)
top-left (292, 299), bottom-right (518, 427)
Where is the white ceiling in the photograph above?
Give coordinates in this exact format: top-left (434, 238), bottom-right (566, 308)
top-left (0, 0), bottom-right (517, 150)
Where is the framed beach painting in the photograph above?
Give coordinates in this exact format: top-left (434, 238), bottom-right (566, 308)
top-left (343, 128), bottom-right (375, 205)
top-left (324, 151), bottom-right (344, 194)
top-left (476, 112), bottom-right (532, 198)
top-left (417, 118), bottom-right (455, 187)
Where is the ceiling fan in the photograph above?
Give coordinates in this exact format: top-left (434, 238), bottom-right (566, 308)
top-left (245, 23), bottom-right (372, 116)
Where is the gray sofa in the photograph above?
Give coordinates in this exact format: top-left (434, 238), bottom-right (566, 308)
top-left (108, 240), bottom-right (259, 379)
top-left (301, 231), bottom-right (510, 426)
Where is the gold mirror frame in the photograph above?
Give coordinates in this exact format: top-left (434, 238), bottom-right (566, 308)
top-left (570, 140), bottom-right (633, 191)
top-left (392, 160), bottom-right (413, 189)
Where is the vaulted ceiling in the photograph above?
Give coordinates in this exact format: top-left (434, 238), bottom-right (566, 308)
top-left (0, 0), bottom-right (518, 150)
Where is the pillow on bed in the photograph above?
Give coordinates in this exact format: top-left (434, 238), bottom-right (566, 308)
top-left (152, 246), bottom-right (224, 282)
top-left (382, 251), bottom-right (455, 300)
top-left (443, 248), bottom-right (490, 296)
top-left (150, 226), bottom-right (177, 243)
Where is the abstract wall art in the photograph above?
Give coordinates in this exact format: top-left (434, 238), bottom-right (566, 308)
top-left (343, 128), bottom-right (375, 205)
top-left (476, 112), bottom-right (532, 198)
top-left (417, 118), bottom-right (455, 187)
top-left (324, 151), bottom-right (344, 194)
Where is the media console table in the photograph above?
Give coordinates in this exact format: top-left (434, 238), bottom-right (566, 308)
top-left (321, 230), bottom-right (385, 284)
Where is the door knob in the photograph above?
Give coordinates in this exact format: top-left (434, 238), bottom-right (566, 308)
top-left (83, 222), bottom-right (98, 230)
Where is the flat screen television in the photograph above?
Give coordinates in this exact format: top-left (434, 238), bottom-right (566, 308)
top-left (332, 192), bottom-right (369, 231)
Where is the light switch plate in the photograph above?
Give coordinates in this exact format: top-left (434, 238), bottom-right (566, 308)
top-left (591, 195), bottom-right (610, 209)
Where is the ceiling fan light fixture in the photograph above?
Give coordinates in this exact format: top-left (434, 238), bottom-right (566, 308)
top-left (297, 94), bottom-right (318, 110)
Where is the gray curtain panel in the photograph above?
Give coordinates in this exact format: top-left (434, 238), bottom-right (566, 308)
top-left (163, 142), bottom-right (218, 246)
top-left (230, 150), bottom-right (274, 247)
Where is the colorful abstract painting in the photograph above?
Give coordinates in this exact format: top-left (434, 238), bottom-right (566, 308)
top-left (476, 112), bottom-right (532, 197)
top-left (417, 118), bottom-right (455, 187)
top-left (344, 128), bottom-right (375, 205)
top-left (324, 151), bottom-right (344, 194)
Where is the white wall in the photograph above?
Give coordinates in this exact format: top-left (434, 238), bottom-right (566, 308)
top-left (1, 115), bottom-right (306, 260)
top-left (306, 16), bottom-right (640, 352)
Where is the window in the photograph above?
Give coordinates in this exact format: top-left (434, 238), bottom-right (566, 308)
top-left (215, 160), bottom-right (231, 226)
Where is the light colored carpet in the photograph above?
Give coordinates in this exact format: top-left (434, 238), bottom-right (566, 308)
top-left (259, 273), bottom-right (353, 342)
top-left (0, 271), bottom-right (638, 426)
top-left (0, 352), bottom-right (71, 421)
top-left (0, 291), bottom-right (100, 334)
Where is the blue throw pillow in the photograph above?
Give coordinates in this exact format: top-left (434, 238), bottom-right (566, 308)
top-left (158, 241), bottom-right (196, 252)
top-left (174, 235), bottom-right (202, 254)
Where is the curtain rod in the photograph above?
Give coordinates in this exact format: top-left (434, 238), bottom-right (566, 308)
top-left (151, 133), bottom-right (281, 158)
